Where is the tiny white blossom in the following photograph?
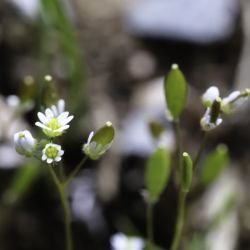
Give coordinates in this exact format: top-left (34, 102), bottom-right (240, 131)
top-left (200, 108), bottom-right (222, 131)
top-left (42, 143), bottom-right (64, 164)
top-left (110, 233), bottom-right (144, 250)
top-left (35, 99), bottom-right (73, 138)
top-left (202, 86), bottom-right (220, 107)
top-left (221, 89), bottom-right (250, 114)
top-left (14, 130), bottom-right (37, 156)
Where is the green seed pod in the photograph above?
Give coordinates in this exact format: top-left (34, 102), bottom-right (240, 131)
top-left (181, 152), bottom-right (193, 193)
top-left (145, 147), bottom-right (171, 203)
top-left (164, 64), bottom-right (187, 121)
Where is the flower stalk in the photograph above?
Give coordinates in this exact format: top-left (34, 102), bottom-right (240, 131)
top-left (170, 190), bottom-right (187, 250)
top-left (147, 202), bottom-right (154, 250)
top-left (48, 166), bottom-right (73, 250)
top-left (13, 94), bottom-right (115, 250)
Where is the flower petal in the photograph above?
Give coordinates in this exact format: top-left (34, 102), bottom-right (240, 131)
top-left (57, 112), bottom-right (69, 122)
top-left (45, 108), bottom-right (54, 118)
top-left (58, 99), bottom-right (65, 114)
top-left (51, 105), bottom-right (58, 116)
top-left (54, 125), bottom-right (69, 132)
top-left (55, 156), bottom-right (61, 162)
top-left (38, 112), bottom-right (49, 124)
top-left (35, 122), bottom-right (51, 130)
top-left (60, 115), bottom-right (74, 126)
top-left (47, 158), bottom-right (53, 164)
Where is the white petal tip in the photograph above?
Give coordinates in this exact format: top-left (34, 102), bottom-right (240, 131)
top-left (44, 75), bottom-right (52, 81)
top-left (171, 63), bottom-right (178, 69)
top-left (106, 121), bottom-right (112, 127)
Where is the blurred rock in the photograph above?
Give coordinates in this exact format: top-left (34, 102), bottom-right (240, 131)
top-left (194, 168), bottom-right (242, 250)
top-left (117, 78), bottom-right (175, 156)
top-left (0, 144), bottom-right (23, 169)
top-left (127, 50), bottom-right (156, 80)
top-left (0, 95), bottom-right (29, 168)
top-left (125, 0), bottom-right (239, 44)
top-left (9, 0), bottom-right (39, 19)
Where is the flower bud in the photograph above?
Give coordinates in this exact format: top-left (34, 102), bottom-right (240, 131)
top-left (14, 130), bottom-right (37, 157)
top-left (202, 86), bottom-right (220, 107)
top-left (83, 121), bottom-right (115, 160)
top-left (181, 152), bottom-right (193, 193)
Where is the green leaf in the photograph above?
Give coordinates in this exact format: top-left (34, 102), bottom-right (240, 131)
top-left (181, 152), bottom-right (193, 193)
top-left (164, 64), bottom-right (187, 120)
top-left (145, 147), bottom-right (171, 202)
top-left (39, 0), bottom-right (86, 112)
top-left (187, 234), bottom-right (207, 250)
top-left (3, 163), bottom-right (41, 205)
top-left (200, 144), bottom-right (229, 185)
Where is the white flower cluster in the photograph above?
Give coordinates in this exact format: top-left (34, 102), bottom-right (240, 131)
top-left (14, 99), bottom-right (73, 164)
top-left (200, 86), bottom-right (250, 131)
top-left (14, 97), bottom-right (115, 165)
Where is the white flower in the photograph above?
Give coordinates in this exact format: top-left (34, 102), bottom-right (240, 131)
top-left (221, 89), bottom-right (250, 114)
top-left (200, 108), bottom-right (222, 131)
top-left (35, 99), bottom-right (73, 138)
top-left (13, 130), bottom-right (37, 156)
top-left (110, 233), bottom-right (144, 250)
top-left (83, 121), bottom-right (115, 160)
top-left (202, 86), bottom-right (220, 107)
top-left (42, 143), bottom-right (64, 164)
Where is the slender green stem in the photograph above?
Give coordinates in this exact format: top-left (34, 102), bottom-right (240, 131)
top-left (48, 166), bottom-right (61, 192)
top-left (172, 120), bottom-right (182, 187)
top-left (147, 202), bottom-right (154, 249)
top-left (173, 120), bottom-right (182, 169)
top-left (64, 156), bottom-right (88, 185)
top-left (59, 160), bottom-right (66, 181)
top-left (193, 131), bottom-right (208, 169)
top-left (48, 167), bottom-right (73, 250)
top-left (170, 120), bottom-right (186, 250)
top-left (170, 191), bottom-right (187, 250)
